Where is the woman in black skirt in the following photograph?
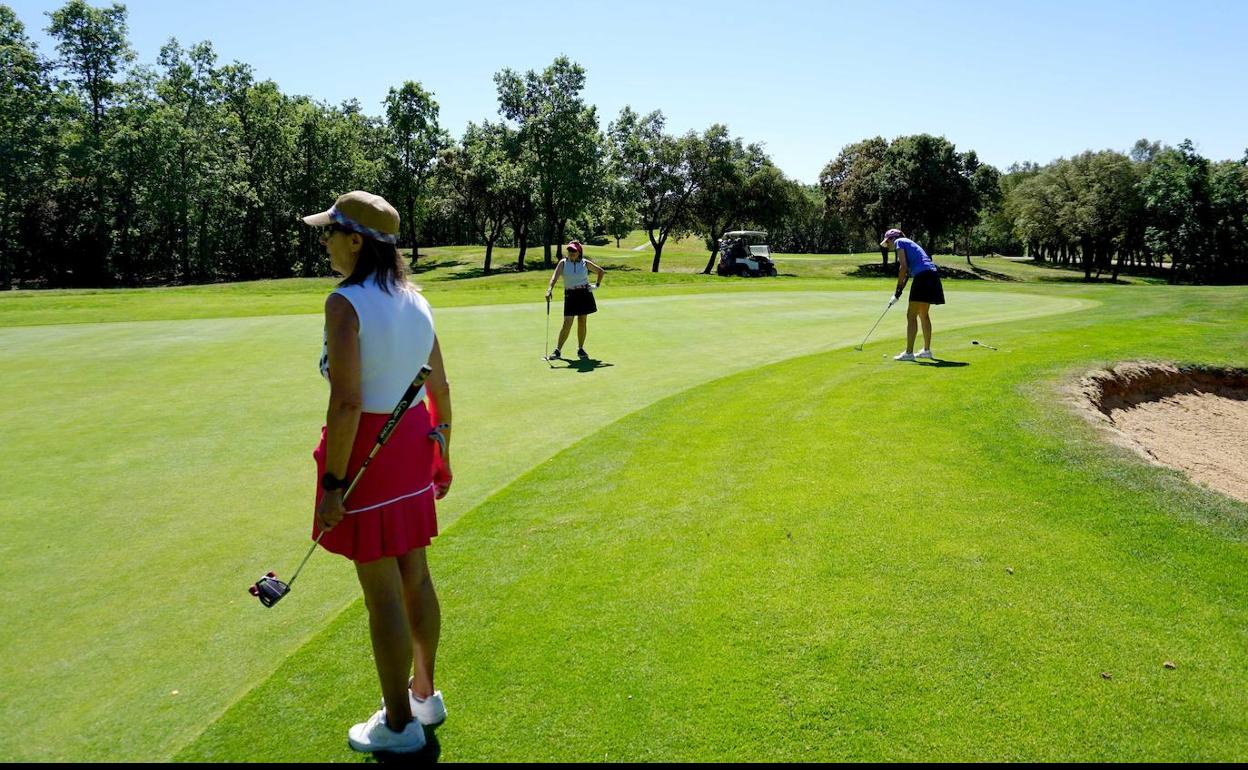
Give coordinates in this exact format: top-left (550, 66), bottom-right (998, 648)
top-left (881, 228), bottom-right (945, 361)
top-left (544, 241), bottom-right (604, 359)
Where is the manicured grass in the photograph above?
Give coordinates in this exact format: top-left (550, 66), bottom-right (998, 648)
top-left (1, 248), bottom-right (1241, 761)
top-left (181, 284), bottom-right (1248, 762)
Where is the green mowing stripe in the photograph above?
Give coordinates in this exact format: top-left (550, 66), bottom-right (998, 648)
top-left (0, 288), bottom-right (1087, 761)
top-left (178, 285), bottom-right (1247, 762)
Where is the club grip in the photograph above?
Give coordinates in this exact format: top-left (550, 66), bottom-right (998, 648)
top-left (375, 364), bottom-right (434, 447)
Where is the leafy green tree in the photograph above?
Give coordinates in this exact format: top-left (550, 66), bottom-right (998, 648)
top-left (768, 183), bottom-right (850, 255)
top-left (607, 107), bottom-right (709, 272)
top-left (690, 128), bottom-right (791, 273)
top-left (600, 175), bottom-right (636, 248)
top-left (0, 6), bottom-right (55, 288)
top-left (384, 81), bottom-right (448, 260)
top-left (495, 57), bottom-right (601, 267)
top-left (819, 137), bottom-right (892, 263)
top-left (878, 134), bottom-right (977, 251)
top-left (1140, 140), bottom-right (1214, 283)
top-left (438, 121), bottom-right (514, 274)
top-left (46, 0), bottom-right (134, 285)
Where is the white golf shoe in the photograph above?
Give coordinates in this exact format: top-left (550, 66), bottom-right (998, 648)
top-left (381, 680), bottom-right (447, 726)
top-left (347, 708), bottom-right (427, 754)
top-left (916, 349), bottom-right (934, 359)
top-left (894, 351), bottom-right (916, 361)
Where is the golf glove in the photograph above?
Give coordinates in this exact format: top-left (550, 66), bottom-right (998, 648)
top-left (887, 294), bottom-right (898, 308)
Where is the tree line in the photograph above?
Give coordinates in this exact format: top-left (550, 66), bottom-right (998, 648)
top-left (2, 2), bottom-right (1245, 289)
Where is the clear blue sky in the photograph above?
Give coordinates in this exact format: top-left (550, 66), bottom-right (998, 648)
top-left (9, 0), bottom-right (1248, 182)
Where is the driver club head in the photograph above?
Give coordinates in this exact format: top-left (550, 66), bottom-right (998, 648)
top-left (249, 571), bottom-right (290, 607)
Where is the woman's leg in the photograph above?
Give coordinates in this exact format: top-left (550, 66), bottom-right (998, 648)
top-left (556, 316), bottom-right (574, 350)
top-left (397, 548), bottom-right (440, 698)
top-left (576, 315), bottom-right (587, 349)
top-left (355, 557), bottom-right (414, 730)
top-left (905, 303), bottom-right (920, 354)
top-left (917, 303), bottom-right (933, 350)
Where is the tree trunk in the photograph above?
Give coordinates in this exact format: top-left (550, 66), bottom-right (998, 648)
top-left (483, 239), bottom-right (493, 274)
top-left (880, 246), bottom-right (889, 266)
top-left (649, 228), bottom-right (665, 272)
top-left (702, 248), bottom-right (718, 275)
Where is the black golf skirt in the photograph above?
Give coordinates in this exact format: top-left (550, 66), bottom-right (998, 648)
top-left (909, 270), bottom-right (945, 305)
top-left (563, 287), bottom-right (597, 317)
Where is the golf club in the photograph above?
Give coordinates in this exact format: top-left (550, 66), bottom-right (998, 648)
top-left (542, 295), bottom-right (553, 367)
top-left (854, 299), bottom-right (896, 351)
top-left (971, 340), bottom-right (998, 350)
top-left (249, 363), bottom-right (434, 608)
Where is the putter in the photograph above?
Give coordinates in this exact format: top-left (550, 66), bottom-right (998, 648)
top-left (971, 340), bottom-right (998, 350)
top-left (854, 300), bottom-right (896, 351)
top-left (249, 364), bottom-right (434, 608)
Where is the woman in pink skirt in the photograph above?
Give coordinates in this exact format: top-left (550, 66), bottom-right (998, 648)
top-left (302, 191), bottom-right (453, 754)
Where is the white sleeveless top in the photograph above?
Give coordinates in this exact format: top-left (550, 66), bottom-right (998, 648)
top-left (563, 258), bottom-right (589, 289)
top-left (318, 277), bottom-right (435, 413)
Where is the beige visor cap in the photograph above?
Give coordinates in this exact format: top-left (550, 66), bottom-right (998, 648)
top-left (302, 191), bottom-right (400, 244)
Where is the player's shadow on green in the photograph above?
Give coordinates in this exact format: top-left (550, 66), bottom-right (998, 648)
top-left (916, 358), bottom-right (970, 368)
top-left (372, 729), bottom-right (441, 763)
top-left (555, 357), bottom-right (614, 373)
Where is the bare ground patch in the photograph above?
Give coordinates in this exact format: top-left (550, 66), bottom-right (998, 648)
top-left (1072, 362), bottom-right (1248, 502)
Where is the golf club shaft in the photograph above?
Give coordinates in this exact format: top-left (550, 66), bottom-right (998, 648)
top-left (857, 304), bottom-right (893, 349)
top-left (288, 364), bottom-right (435, 587)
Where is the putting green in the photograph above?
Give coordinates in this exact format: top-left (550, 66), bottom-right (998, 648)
top-left (0, 288), bottom-right (1087, 761)
top-left (182, 285), bottom-right (1248, 762)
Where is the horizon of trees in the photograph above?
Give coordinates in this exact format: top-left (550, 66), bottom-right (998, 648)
top-left (2, 2), bottom-right (1246, 290)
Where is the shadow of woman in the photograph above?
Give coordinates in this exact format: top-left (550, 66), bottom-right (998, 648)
top-left (555, 357), bottom-right (615, 374)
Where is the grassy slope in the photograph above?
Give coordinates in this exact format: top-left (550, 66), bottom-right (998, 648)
top-left (181, 284), bottom-right (1248, 762)
top-left (0, 261), bottom-right (1087, 760)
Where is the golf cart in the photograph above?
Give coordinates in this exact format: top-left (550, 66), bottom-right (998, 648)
top-left (716, 230), bottom-right (777, 277)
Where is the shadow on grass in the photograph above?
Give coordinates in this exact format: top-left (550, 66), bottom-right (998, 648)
top-left (373, 728), bottom-right (441, 762)
top-left (441, 259), bottom-right (552, 280)
top-left (1036, 274), bottom-right (1130, 284)
top-left (550, 356), bottom-right (614, 373)
top-left (847, 262), bottom-right (995, 281)
top-left (915, 358), bottom-right (970, 368)
top-left (968, 264), bottom-right (1021, 282)
top-left (1023, 258), bottom-right (1171, 283)
top-left (407, 258), bottom-right (464, 274)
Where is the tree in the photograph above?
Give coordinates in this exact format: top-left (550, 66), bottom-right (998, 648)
top-left (1141, 140), bottom-right (1214, 283)
top-left (495, 57), bottom-right (601, 267)
top-left (438, 122), bottom-right (514, 274)
top-left (384, 81), bottom-right (448, 261)
top-left (820, 137), bottom-right (892, 263)
top-left (0, 7), bottom-right (55, 288)
top-left (607, 107), bottom-right (709, 272)
top-left (600, 175), bottom-right (636, 248)
top-left (46, 0), bottom-right (135, 285)
top-left (46, 0), bottom-right (132, 136)
top-left (878, 134), bottom-right (977, 251)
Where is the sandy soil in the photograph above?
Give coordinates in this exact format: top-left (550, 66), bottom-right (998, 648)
top-left (1073, 362), bottom-right (1248, 503)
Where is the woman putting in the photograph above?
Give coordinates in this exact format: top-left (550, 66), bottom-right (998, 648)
top-left (544, 240), bottom-right (604, 359)
top-left (881, 228), bottom-right (945, 361)
top-left (303, 191), bottom-right (453, 754)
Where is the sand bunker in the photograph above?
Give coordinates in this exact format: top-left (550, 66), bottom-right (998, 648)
top-left (1074, 362), bottom-right (1248, 503)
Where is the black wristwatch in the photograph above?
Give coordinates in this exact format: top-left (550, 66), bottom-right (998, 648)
top-left (321, 472), bottom-right (349, 492)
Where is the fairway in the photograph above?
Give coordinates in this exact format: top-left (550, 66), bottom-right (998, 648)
top-left (2, 274), bottom-right (1246, 762)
